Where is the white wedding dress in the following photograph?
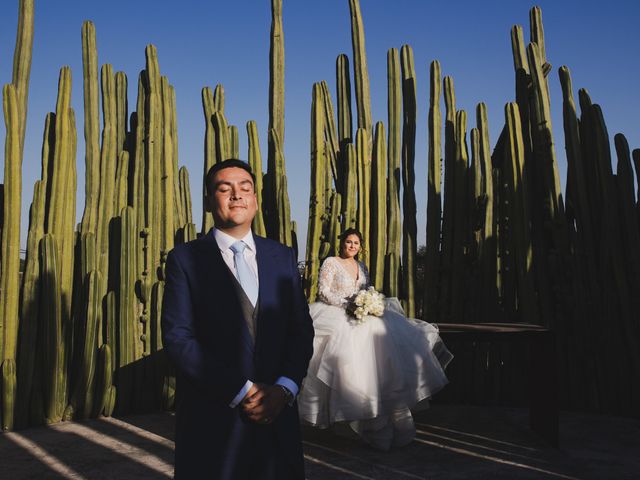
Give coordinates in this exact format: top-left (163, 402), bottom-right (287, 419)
top-left (298, 256), bottom-right (453, 450)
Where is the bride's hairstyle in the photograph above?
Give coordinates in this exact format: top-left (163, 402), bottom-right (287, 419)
top-left (339, 228), bottom-right (365, 258)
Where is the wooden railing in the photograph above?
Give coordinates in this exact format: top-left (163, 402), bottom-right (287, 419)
top-left (436, 323), bottom-right (558, 446)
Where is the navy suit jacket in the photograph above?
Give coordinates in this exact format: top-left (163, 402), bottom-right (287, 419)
top-left (161, 232), bottom-right (314, 479)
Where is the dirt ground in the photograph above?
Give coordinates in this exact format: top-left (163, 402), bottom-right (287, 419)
top-left (0, 405), bottom-right (638, 479)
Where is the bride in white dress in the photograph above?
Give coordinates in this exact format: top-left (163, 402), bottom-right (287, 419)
top-left (298, 229), bottom-right (453, 450)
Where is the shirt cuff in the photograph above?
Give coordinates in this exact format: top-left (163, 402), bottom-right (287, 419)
top-left (229, 380), bottom-right (254, 408)
top-left (275, 376), bottom-right (299, 398)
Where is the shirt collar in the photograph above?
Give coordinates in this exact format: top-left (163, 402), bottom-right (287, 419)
top-left (213, 228), bottom-right (256, 253)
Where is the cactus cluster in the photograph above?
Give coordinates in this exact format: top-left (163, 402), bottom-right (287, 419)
top-left (2, 0), bottom-right (640, 430)
top-left (199, 0), bottom-right (294, 251)
top-left (1, 0), bottom-right (33, 431)
top-left (304, 0), bottom-right (418, 310)
top-left (304, 1), bottom-right (640, 415)
top-left (1, 13), bottom-right (194, 429)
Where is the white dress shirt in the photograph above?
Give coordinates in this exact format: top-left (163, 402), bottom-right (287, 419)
top-left (214, 228), bottom-right (259, 287)
top-left (212, 228), bottom-right (299, 408)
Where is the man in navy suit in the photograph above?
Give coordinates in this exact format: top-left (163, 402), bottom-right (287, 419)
top-left (161, 159), bottom-right (314, 479)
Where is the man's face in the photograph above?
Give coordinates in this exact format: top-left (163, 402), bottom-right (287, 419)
top-left (208, 167), bottom-right (257, 230)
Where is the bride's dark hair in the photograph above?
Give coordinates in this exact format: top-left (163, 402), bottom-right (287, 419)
top-left (339, 228), bottom-right (365, 257)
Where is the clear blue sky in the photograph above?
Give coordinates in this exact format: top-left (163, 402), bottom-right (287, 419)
top-left (1, 0), bottom-right (639, 255)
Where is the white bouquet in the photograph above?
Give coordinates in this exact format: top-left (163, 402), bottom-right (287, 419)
top-left (346, 286), bottom-right (385, 324)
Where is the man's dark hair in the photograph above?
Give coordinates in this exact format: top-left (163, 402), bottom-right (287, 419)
top-left (205, 159), bottom-right (256, 196)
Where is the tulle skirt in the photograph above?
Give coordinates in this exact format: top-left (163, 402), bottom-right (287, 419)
top-left (298, 298), bottom-right (453, 450)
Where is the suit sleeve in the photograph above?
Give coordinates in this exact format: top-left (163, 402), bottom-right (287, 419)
top-left (279, 247), bottom-right (314, 389)
top-left (161, 249), bottom-right (248, 405)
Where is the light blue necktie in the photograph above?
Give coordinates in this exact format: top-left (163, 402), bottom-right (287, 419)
top-left (229, 241), bottom-right (259, 306)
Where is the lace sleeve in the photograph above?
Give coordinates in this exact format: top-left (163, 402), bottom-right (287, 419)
top-left (317, 258), bottom-right (347, 307)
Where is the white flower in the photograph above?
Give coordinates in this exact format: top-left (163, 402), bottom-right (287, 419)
top-left (346, 286), bottom-right (385, 324)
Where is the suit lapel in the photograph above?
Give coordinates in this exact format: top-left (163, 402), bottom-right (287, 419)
top-left (254, 236), bottom-right (280, 347)
top-left (200, 231), bottom-right (255, 353)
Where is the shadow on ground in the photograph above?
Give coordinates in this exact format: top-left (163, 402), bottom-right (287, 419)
top-left (0, 405), bottom-right (638, 479)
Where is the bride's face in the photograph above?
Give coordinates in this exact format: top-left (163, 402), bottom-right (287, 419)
top-left (341, 235), bottom-right (361, 259)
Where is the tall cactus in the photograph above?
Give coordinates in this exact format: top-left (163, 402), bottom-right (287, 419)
top-left (178, 166), bottom-right (194, 232)
top-left (423, 60), bottom-right (442, 321)
top-left (504, 103), bottom-right (538, 323)
top-left (15, 179), bottom-right (45, 427)
top-left (370, 122), bottom-right (387, 291)
top-left (348, 0), bottom-right (372, 146)
top-left (342, 143), bottom-right (357, 232)
top-left (1, 85), bottom-right (21, 369)
top-left (385, 48), bottom-right (402, 298)
top-left (268, 129), bottom-right (293, 246)
top-left (201, 86), bottom-right (216, 234)
top-left (614, 134), bottom-right (640, 316)
top-left (160, 76), bottom-right (175, 256)
top-left (78, 268), bottom-right (101, 419)
top-left (228, 125), bottom-right (239, 159)
top-left (80, 21), bottom-right (100, 235)
top-left (355, 128), bottom-right (370, 268)
top-left (305, 83), bottom-right (327, 301)
top-left (265, 0), bottom-right (293, 248)
top-left (449, 110), bottom-right (468, 322)
top-left (115, 71), bottom-right (128, 154)
top-left (11, 0), bottom-right (34, 155)
top-left (145, 45), bottom-right (162, 284)
top-left (269, 0), bottom-right (285, 147)
top-left (95, 64), bottom-right (117, 320)
top-left (336, 54), bottom-right (353, 147)
top-left (476, 103), bottom-right (497, 320)
top-left (439, 75), bottom-right (457, 322)
top-left (247, 121), bottom-right (266, 237)
top-left (320, 81), bottom-right (340, 187)
top-left (116, 207), bottom-right (137, 413)
top-left (39, 234), bottom-right (65, 424)
top-left (212, 112), bottom-right (231, 166)
top-left (44, 69), bottom-right (77, 416)
top-left (114, 151), bottom-right (129, 214)
top-left (400, 45), bottom-right (417, 318)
